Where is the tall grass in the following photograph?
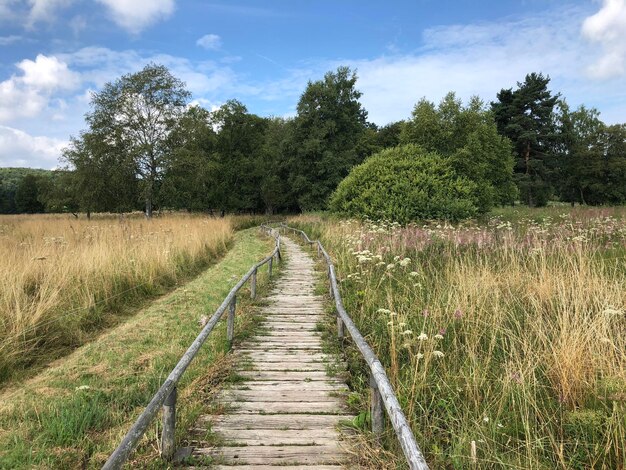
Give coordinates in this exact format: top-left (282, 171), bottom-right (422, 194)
top-left (0, 213), bottom-right (232, 382)
top-left (291, 209), bottom-right (626, 469)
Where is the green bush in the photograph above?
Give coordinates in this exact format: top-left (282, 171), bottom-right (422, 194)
top-left (329, 144), bottom-right (479, 222)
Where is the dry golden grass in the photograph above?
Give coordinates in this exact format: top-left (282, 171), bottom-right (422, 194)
top-left (0, 213), bottom-right (232, 382)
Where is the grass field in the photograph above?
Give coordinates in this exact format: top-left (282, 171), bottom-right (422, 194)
top-left (290, 207), bottom-right (626, 469)
top-left (0, 213), bottom-right (232, 383)
top-left (0, 228), bottom-right (274, 469)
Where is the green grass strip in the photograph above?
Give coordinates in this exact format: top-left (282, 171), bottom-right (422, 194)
top-left (0, 229), bottom-right (273, 469)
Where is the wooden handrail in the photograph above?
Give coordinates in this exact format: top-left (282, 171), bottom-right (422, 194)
top-left (279, 223), bottom-right (429, 470)
top-left (102, 226), bottom-right (281, 470)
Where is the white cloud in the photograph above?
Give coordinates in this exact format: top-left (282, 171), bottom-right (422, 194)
top-left (0, 54), bottom-right (80, 123)
top-left (582, 0), bottom-right (626, 79)
top-left (0, 35), bottom-right (21, 46)
top-left (17, 54), bottom-right (80, 90)
top-left (196, 33), bottom-right (221, 50)
top-left (0, 125), bottom-right (67, 169)
top-left (26, 0), bottom-right (73, 28)
top-left (0, 0), bottom-right (20, 22)
top-left (96, 0), bottom-right (175, 34)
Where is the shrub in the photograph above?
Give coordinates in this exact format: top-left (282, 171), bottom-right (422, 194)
top-left (329, 144), bottom-right (479, 223)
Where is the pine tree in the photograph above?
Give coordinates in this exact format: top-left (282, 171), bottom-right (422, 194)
top-left (492, 73), bottom-right (559, 206)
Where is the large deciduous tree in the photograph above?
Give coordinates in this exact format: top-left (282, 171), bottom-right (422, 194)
top-left (86, 63), bottom-right (191, 217)
top-left (491, 73), bottom-right (559, 206)
top-left (289, 66), bottom-right (367, 210)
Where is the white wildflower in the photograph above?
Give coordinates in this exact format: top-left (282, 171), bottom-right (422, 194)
top-left (377, 308), bottom-right (392, 314)
top-left (434, 334), bottom-right (444, 340)
top-left (386, 263), bottom-right (395, 270)
top-left (75, 385), bottom-right (91, 391)
top-left (409, 271), bottom-right (419, 277)
top-left (416, 353), bottom-right (424, 359)
top-left (433, 350), bottom-right (445, 358)
top-left (603, 307), bottom-right (623, 316)
top-left (483, 416), bottom-right (489, 423)
top-left (399, 257), bottom-right (411, 267)
top-left (401, 330), bottom-right (413, 336)
top-left (417, 332), bottom-right (428, 341)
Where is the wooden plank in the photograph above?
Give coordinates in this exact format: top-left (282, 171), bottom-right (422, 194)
top-left (229, 383), bottom-right (348, 392)
top-left (228, 401), bottom-right (347, 414)
top-left (223, 390), bottom-right (346, 402)
top-left (239, 371), bottom-right (342, 381)
top-left (241, 362), bottom-right (326, 372)
top-left (216, 428), bottom-right (340, 441)
top-left (210, 465), bottom-right (342, 470)
top-left (193, 444), bottom-right (348, 465)
top-left (199, 413), bottom-right (354, 430)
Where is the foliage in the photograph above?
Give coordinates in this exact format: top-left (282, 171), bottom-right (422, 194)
top-left (558, 103), bottom-right (626, 205)
top-left (330, 144), bottom-right (479, 222)
top-left (288, 66), bottom-right (368, 210)
top-left (401, 93), bottom-right (517, 210)
top-left (84, 63), bottom-right (191, 217)
top-left (0, 168), bottom-right (52, 214)
top-left (492, 73), bottom-right (560, 206)
top-left (5, 66), bottom-right (626, 216)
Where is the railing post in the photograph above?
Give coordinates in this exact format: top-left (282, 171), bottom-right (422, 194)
top-left (268, 257), bottom-right (273, 277)
top-left (161, 386), bottom-right (177, 460)
top-left (370, 372), bottom-right (385, 437)
top-left (317, 241), bottom-right (321, 257)
top-left (251, 268), bottom-right (257, 300)
top-left (337, 314), bottom-right (344, 339)
top-left (227, 296), bottom-right (236, 345)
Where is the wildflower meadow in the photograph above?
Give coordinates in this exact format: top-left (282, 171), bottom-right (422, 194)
top-left (290, 207), bottom-right (626, 469)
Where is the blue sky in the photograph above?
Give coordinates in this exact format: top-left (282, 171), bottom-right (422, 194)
top-left (0, 0), bottom-right (625, 169)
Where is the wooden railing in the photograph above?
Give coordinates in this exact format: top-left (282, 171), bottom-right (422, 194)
top-left (280, 223), bottom-right (429, 470)
top-left (102, 226), bottom-right (281, 470)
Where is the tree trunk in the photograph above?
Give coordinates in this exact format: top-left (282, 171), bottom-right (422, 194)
top-left (146, 198), bottom-right (152, 219)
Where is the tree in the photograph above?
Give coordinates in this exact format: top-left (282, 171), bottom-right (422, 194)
top-left (14, 174), bottom-right (44, 213)
top-left (210, 100), bottom-right (268, 214)
top-left (161, 106), bottom-right (219, 212)
top-left (62, 131), bottom-right (138, 216)
top-left (491, 73), bottom-right (560, 206)
top-left (288, 66), bottom-right (368, 210)
top-left (259, 117), bottom-right (294, 214)
top-left (401, 93), bottom-right (517, 211)
top-left (86, 63), bottom-right (191, 217)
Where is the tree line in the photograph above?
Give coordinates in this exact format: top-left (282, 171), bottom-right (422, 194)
top-left (2, 64), bottom-right (625, 216)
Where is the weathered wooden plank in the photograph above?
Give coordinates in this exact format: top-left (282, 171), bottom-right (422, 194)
top-left (245, 364), bottom-right (330, 372)
top-left (223, 390), bottom-right (346, 402)
top-left (199, 413), bottom-right (355, 429)
top-left (228, 401), bottom-right (347, 414)
top-left (209, 465), bottom-right (343, 470)
top-left (239, 370), bottom-right (342, 381)
top-left (193, 444), bottom-right (348, 465)
top-left (229, 383), bottom-right (348, 392)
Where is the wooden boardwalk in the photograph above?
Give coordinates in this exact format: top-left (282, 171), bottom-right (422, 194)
top-left (188, 237), bottom-right (353, 468)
